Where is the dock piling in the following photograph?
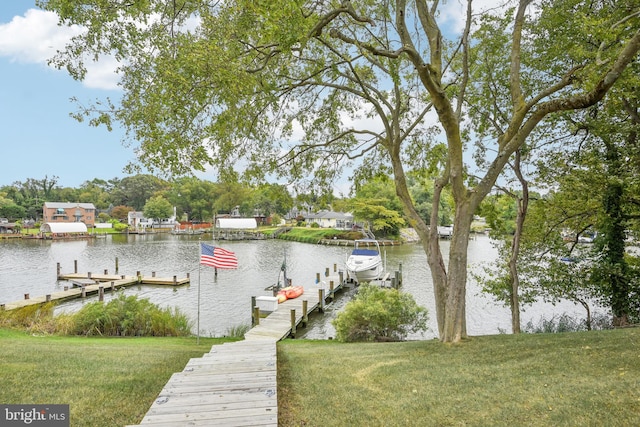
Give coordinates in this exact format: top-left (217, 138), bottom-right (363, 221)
top-left (290, 309), bottom-right (296, 338)
top-left (115, 256), bottom-right (119, 274)
top-left (253, 306), bottom-right (260, 326)
top-left (74, 260), bottom-right (78, 274)
top-left (98, 286), bottom-right (104, 301)
top-left (24, 293), bottom-right (29, 300)
top-left (302, 300), bottom-right (308, 326)
top-left (251, 296), bottom-right (256, 326)
top-left (46, 294), bottom-right (51, 302)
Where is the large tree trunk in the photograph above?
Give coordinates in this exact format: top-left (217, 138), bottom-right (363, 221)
top-left (439, 204), bottom-right (474, 342)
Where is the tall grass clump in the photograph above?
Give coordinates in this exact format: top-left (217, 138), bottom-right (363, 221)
top-left (226, 323), bottom-right (251, 338)
top-left (0, 302), bottom-right (58, 334)
top-left (70, 293), bottom-right (192, 336)
top-left (523, 312), bottom-right (614, 333)
top-left (332, 284), bottom-right (428, 342)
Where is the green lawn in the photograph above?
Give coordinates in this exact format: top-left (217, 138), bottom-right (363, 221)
top-left (1, 328), bottom-right (639, 426)
top-left (277, 328), bottom-right (640, 426)
top-left (0, 329), bottom-right (224, 426)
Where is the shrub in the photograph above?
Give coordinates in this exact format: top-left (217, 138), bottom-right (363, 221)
top-left (332, 284), bottom-right (428, 342)
top-left (70, 293), bottom-right (192, 336)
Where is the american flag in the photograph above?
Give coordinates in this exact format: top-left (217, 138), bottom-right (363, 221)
top-left (200, 243), bottom-right (238, 269)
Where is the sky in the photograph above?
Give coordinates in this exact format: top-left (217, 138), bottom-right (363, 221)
top-left (0, 1), bottom-right (140, 188)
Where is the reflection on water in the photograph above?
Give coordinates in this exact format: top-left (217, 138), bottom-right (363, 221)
top-left (0, 234), bottom-right (591, 339)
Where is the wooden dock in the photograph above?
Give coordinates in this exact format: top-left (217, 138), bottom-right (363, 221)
top-left (129, 269), bottom-right (347, 427)
top-left (0, 272), bottom-right (190, 311)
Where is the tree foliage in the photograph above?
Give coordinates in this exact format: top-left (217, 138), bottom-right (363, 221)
top-left (143, 195), bottom-right (173, 224)
top-left (38, 0), bottom-right (640, 341)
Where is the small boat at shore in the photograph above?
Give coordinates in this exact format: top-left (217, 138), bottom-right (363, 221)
top-left (277, 285), bottom-right (304, 303)
top-left (346, 239), bottom-right (384, 283)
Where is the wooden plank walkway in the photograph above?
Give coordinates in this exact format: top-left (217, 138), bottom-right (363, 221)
top-left (1, 273), bottom-right (190, 311)
top-left (129, 272), bottom-right (347, 427)
top-left (127, 339), bottom-right (278, 427)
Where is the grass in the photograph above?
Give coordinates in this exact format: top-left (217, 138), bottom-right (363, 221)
top-left (0, 328), bottom-right (228, 426)
top-left (277, 226), bottom-right (355, 243)
top-left (2, 327), bottom-right (639, 426)
top-left (277, 328), bottom-right (640, 426)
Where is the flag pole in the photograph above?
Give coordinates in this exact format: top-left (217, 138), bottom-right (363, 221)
top-left (197, 238), bottom-right (201, 345)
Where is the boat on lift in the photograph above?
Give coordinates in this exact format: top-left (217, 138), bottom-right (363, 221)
top-left (345, 239), bottom-right (384, 283)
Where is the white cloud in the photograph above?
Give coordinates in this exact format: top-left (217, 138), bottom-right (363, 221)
top-left (0, 9), bottom-right (79, 63)
top-left (0, 8), bottom-right (120, 90)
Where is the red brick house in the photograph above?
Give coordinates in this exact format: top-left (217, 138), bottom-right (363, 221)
top-left (42, 202), bottom-right (96, 227)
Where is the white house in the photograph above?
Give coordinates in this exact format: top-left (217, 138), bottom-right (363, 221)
top-left (304, 210), bottom-right (353, 230)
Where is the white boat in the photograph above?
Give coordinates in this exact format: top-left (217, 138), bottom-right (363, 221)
top-left (346, 239), bottom-right (384, 283)
top-left (437, 225), bottom-right (453, 238)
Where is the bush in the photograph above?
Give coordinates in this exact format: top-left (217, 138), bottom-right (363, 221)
top-left (332, 284), bottom-right (428, 342)
top-left (70, 293), bottom-right (192, 336)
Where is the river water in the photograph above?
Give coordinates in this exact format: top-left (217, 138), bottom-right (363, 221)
top-left (0, 233), bottom-right (590, 339)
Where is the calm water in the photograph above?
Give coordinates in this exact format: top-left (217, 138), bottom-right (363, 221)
top-left (0, 234), bottom-right (589, 339)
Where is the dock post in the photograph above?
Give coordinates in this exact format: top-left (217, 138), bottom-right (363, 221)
top-left (74, 260), bottom-right (78, 273)
top-left (64, 286), bottom-right (68, 291)
top-left (46, 294), bottom-right (51, 302)
top-left (329, 281), bottom-right (335, 301)
top-left (302, 300), bottom-right (308, 326)
top-left (334, 263), bottom-right (337, 272)
top-left (81, 287), bottom-right (86, 298)
top-left (88, 272), bottom-right (92, 280)
top-left (316, 272), bottom-right (320, 283)
top-left (318, 289), bottom-right (325, 313)
top-left (253, 306), bottom-right (260, 326)
top-left (398, 263), bottom-right (403, 285)
top-left (394, 270), bottom-right (401, 288)
top-left (339, 271), bottom-right (344, 285)
top-left (325, 267), bottom-right (329, 277)
top-left (104, 269), bottom-right (108, 275)
top-left (290, 309), bottom-right (296, 338)
top-left (152, 271), bottom-right (156, 277)
top-left (99, 286), bottom-right (104, 301)
top-left (251, 297), bottom-right (256, 326)
top-left (56, 263), bottom-right (61, 279)
top-left (187, 272), bottom-right (190, 279)
top-left (24, 293), bottom-right (29, 300)
top-left (173, 275), bottom-right (177, 285)
top-left (115, 257), bottom-right (119, 274)
top-left (110, 281), bottom-right (115, 291)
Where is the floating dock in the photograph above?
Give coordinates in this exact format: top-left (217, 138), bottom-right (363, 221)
top-left (1, 271), bottom-right (190, 311)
